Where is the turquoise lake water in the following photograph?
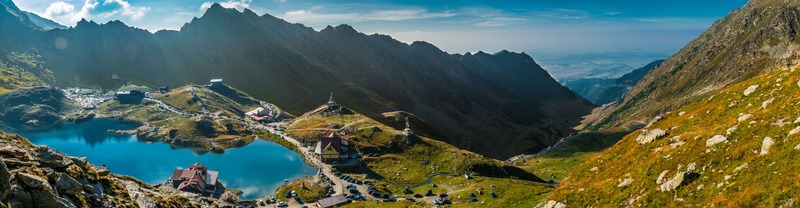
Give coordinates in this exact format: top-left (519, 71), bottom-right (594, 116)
top-left (3, 118), bottom-right (317, 199)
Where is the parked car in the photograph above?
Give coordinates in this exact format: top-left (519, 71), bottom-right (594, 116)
top-left (276, 201), bottom-right (288, 207)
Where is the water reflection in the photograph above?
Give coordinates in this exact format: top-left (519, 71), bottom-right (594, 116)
top-left (3, 119), bottom-right (316, 199)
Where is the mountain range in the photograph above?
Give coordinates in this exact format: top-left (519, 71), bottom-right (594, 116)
top-left (563, 60), bottom-right (664, 105)
top-left (0, 1), bottom-right (593, 159)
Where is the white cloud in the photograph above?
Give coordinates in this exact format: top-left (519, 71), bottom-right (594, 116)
top-left (41, 0), bottom-right (150, 26)
top-left (474, 17), bottom-right (526, 27)
top-left (281, 8), bottom-right (455, 24)
top-left (200, 0), bottom-right (252, 11)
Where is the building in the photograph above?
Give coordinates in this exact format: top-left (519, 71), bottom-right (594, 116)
top-left (114, 90), bottom-right (145, 104)
top-left (316, 195), bottom-right (349, 208)
top-left (403, 117), bottom-right (414, 136)
top-left (326, 92), bottom-right (338, 108)
top-left (170, 163), bottom-right (223, 197)
top-left (210, 79), bottom-right (223, 86)
top-left (245, 107), bottom-right (271, 122)
top-left (314, 132), bottom-right (351, 163)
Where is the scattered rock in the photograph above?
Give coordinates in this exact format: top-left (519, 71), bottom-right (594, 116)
top-left (55, 173), bottom-right (82, 195)
top-left (678, 111), bottom-right (686, 116)
top-left (762, 98), bottom-right (775, 109)
top-left (734, 163), bottom-right (749, 172)
top-left (706, 135), bottom-right (728, 147)
top-left (538, 200), bottom-right (567, 208)
top-left (659, 172), bottom-right (686, 192)
top-left (726, 125), bottom-right (738, 135)
top-left (590, 167), bottom-right (599, 172)
top-left (656, 170), bottom-right (670, 184)
top-left (795, 117), bottom-right (800, 124)
top-left (761, 137), bottom-right (775, 156)
top-left (636, 128), bottom-right (667, 144)
top-left (38, 146), bottom-right (73, 168)
top-left (789, 126), bottom-right (800, 136)
top-left (687, 163), bottom-right (697, 172)
top-left (743, 85), bottom-right (758, 96)
top-left (738, 114), bottom-right (752, 123)
top-left (618, 178), bottom-right (633, 187)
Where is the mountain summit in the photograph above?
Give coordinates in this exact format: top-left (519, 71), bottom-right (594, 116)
top-left (0, 1), bottom-right (593, 159)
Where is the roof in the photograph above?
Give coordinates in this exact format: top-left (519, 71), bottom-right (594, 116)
top-left (317, 195), bottom-right (349, 208)
top-left (319, 133), bottom-right (343, 153)
top-left (210, 79), bottom-right (223, 82)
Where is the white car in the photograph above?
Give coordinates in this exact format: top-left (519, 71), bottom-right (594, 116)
top-left (276, 201), bottom-right (288, 207)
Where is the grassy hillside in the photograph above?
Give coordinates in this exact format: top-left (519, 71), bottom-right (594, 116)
top-left (515, 132), bottom-right (627, 182)
top-left (287, 107), bottom-right (553, 207)
top-left (0, 51), bottom-right (54, 93)
top-left (153, 84), bottom-right (290, 119)
top-left (549, 65), bottom-right (800, 206)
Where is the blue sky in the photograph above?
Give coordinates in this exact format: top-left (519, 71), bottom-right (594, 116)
top-left (16, 0), bottom-right (748, 79)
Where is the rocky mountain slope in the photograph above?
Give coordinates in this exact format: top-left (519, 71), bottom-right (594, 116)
top-left (0, 1), bottom-right (593, 159)
top-left (587, 0), bottom-right (800, 130)
top-left (547, 64), bottom-right (800, 206)
top-left (563, 60), bottom-right (664, 105)
top-left (0, 131), bottom-right (230, 207)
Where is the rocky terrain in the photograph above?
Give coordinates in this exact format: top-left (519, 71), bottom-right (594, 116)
top-left (0, 131), bottom-right (233, 207)
top-left (587, 0), bottom-right (800, 131)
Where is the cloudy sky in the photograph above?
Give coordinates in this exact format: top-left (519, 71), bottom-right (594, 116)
top-left (16, 0), bottom-right (748, 79)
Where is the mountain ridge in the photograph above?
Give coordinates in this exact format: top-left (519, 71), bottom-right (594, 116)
top-left (0, 2), bottom-right (593, 159)
top-left (587, 0), bottom-right (800, 131)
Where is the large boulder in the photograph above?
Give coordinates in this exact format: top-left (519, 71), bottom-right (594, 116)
top-left (38, 146), bottom-right (72, 168)
top-left (705, 135), bottom-right (728, 147)
top-left (55, 173), bottom-right (82, 195)
top-left (94, 166), bottom-right (110, 177)
top-left (16, 173), bottom-right (76, 208)
top-left (0, 162), bottom-right (10, 201)
top-left (16, 173), bottom-right (51, 191)
top-left (635, 128), bottom-right (667, 144)
top-left (8, 184), bottom-right (32, 208)
top-left (68, 157), bottom-right (89, 170)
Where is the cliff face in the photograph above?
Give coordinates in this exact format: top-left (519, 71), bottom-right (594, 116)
top-left (589, 0), bottom-right (800, 130)
top-left (0, 132), bottom-right (228, 207)
top-left (0, 2), bottom-right (593, 159)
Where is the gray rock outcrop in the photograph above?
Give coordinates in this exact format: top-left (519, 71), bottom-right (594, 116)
top-left (38, 146), bottom-right (72, 168)
top-left (635, 128), bottom-right (667, 144)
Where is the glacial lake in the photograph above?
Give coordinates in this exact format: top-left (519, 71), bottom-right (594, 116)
top-left (3, 118), bottom-right (317, 199)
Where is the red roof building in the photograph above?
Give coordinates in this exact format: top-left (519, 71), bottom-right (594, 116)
top-left (171, 163), bottom-right (223, 197)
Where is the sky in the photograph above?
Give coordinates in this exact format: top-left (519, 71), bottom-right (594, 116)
top-left (16, 0), bottom-right (749, 79)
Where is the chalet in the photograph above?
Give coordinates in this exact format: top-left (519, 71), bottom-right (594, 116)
top-left (210, 79), bottom-right (223, 87)
top-left (314, 132), bottom-right (351, 163)
top-left (170, 163), bottom-right (224, 197)
top-left (316, 194), bottom-right (349, 208)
